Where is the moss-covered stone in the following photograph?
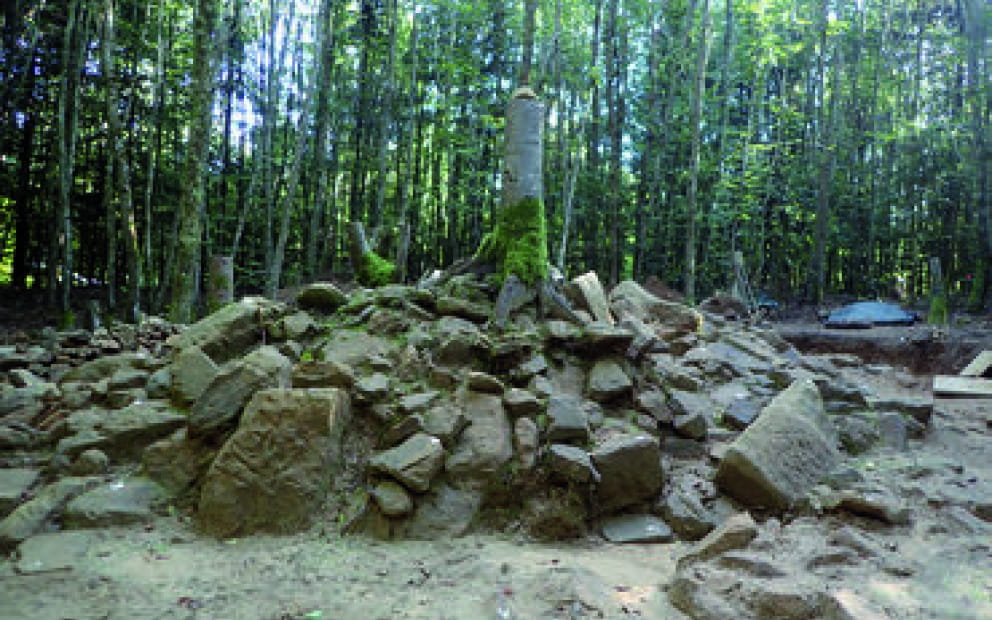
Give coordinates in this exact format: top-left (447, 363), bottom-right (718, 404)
top-left (475, 197), bottom-right (548, 286)
top-left (358, 251), bottom-right (396, 287)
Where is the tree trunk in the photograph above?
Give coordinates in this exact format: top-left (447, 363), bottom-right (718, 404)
top-left (169, 0), bottom-right (218, 323)
top-left (56, 0), bottom-right (86, 317)
top-left (519, 0), bottom-right (538, 86)
top-left (473, 88), bottom-right (547, 286)
top-left (684, 0), bottom-right (711, 304)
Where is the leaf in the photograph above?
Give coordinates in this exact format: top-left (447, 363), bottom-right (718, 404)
top-left (303, 611), bottom-right (324, 619)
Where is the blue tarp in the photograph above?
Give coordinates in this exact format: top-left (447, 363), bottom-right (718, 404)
top-left (823, 301), bottom-right (919, 328)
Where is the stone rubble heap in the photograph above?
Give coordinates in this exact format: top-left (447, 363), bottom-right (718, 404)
top-left (3, 271), bottom-right (988, 617)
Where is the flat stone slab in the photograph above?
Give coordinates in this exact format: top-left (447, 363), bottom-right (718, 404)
top-left (63, 477), bottom-right (167, 528)
top-left (370, 432), bottom-right (445, 492)
top-left (546, 395), bottom-right (590, 443)
top-left (602, 514), bottom-right (674, 543)
top-left (715, 379), bottom-right (840, 511)
top-left (16, 531), bottom-right (93, 574)
top-left (0, 477), bottom-right (100, 549)
top-left (0, 468), bottom-right (40, 517)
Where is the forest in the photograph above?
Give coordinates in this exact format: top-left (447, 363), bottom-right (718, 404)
top-left (0, 0), bottom-right (989, 323)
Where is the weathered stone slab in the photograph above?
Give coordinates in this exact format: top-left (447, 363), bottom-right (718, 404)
top-left (165, 296), bottom-right (285, 363)
top-left (394, 483), bottom-right (482, 540)
top-left (548, 444), bottom-right (600, 484)
top-left (420, 403), bottom-right (469, 448)
top-left (198, 388), bottom-right (351, 537)
top-left (591, 435), bottom-right (663, 514)
top-left (141, 429), bottom-right (217, 496)
top-left (170, 345), bottom-right (218, 406)
top-left (586, 359), bottom-right (632, 402)
top-left (546, 395), bottom-right (590, 443)
top-left (668, 390), bottom-right (712, 440)
top-left (446, 388), bottom-right (513, 477)
top-left (15, 531), bottom-right (92, 574)
top-left (188, 345), bottom-right (292, 438)
top-left (601, 514), bottom-right (673, 543)
top-left (466, 371), bottom-right (505, 394)
top-left (371, 480), bottom-right (413, 517)
top-left (0, 469), bottom-right (40, 517)
top-left (608, 280), bottom-right (702, 334)
top-left (959, 350), bottom-right (992, 377)
top-left (676, 511), bottom-right (758, 570)
top-left (57, 401), bottom-right (186, 461)
top-left (0, 477), bottom-right (99, 550)
top-left (660, 481), bottom-right (722, 541)
top-left (370, 432), bottom-right (445, 492)
top-left (715, 379), bottom-right (840, 511)
top-left (63, 477), bottom-right (167, 528)
top-left (61, 352), bottom-right (155, 383)
top-left (567, 271), bottom-right (614, 324)
top-left (291, 360), bottom-right (356, 389)
top-left (503, 388), bottom-right (541, 417)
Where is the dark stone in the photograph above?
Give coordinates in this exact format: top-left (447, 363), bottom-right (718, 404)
top-left (591, 435), bottom-right (663, 514)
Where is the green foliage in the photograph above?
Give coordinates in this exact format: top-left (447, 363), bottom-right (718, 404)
top-left (358, 251), bottom-right (396, 288)
top-left (967, 268), bottom-right (986, 312)
top-left (475, 197), bottom-right (548, 286)
top-left (929, 292), bottom-right (949, 325)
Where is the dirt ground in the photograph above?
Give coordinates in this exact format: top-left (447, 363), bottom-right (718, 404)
top-left (1, 320), bottom-right (991, 619)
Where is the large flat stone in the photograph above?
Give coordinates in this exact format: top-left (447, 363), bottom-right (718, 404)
top-left (188, 345), bottom-right (292, 438)
top-left (591, 435), bottom-right (663, 514)
top-left (546, 395), bottom-right (590, 443)
top-left (198, 388), bottom-right (351, 537)
top-left (63, 477), bottom-right (167, 528)
top-left (16, 531), bottom-right (93, 574)
top-left (714, 379), bottom-right (840, 511)
top-left (601, 514), bottom-right (673, 543)
top-left (370, 432), bottom-right (445, 492)
top-left (165, 296), bottom-right (285, 363)
top-left (57, 401), bottom-right (186, 461)
top-left (0, 468), bottom-right (40, 517)
top-left (0, 477), bottom-right (99, 550)
top-left (445, 388), bottom-right (513, 477)
top-left (170, 345), bottom-right (218, 406)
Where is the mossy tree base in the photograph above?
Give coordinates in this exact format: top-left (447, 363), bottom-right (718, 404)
top-left (474, 197), bottom-right (548, 287)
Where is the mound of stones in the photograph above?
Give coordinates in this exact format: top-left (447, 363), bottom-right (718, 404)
top-left (0, 271), bottom-right (957, 560)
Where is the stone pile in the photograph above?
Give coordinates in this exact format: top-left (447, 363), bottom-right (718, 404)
top-left (0, 273), bottom-right (954, 554)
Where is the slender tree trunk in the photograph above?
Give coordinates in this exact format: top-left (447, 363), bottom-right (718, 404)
top-left (102, 0), bottom-right (141, 320)
top-left (169, 0), bottom-right (218, 323)
top-left (307, 0), bottom-right (337, 280)
top-left (266, 63), bottom-right (314, 298)
top-left (519, 0), bottom-right (538, 87)
top-left (584, 0), bottom-right (603, 274)
top-left (143, 0), bottom-right (165, 292)
top-left (372, 0), bottom-right (398, 231)
top-left (684, 0), bottom-right (710, 304)
top-left (605, 0), bottom-right (623, 286)
top-left (56, 0), bottom-right (86, 316)
top-left (965, 0), bottom-right (990, 306)
top-left (811, 0), bottom-right (832, 304)
top-left (395, 10), bottom-right (419, 283)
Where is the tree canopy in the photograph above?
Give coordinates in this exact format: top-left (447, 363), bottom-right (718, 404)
top-left (1, 0), bottom-right (989, 319)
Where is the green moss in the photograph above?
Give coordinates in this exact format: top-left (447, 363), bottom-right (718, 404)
top-left (358, 251), bottom-right (396, 287)
top-left (59, 310), bottom-right (76, 330)
top-left (929, 293), bottom-right (948, 325)
top-left (968, 268), bottom-right (986, 311)
top-left (475, 197), bottom-right (548, 286)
